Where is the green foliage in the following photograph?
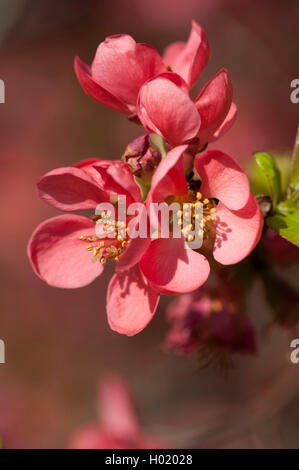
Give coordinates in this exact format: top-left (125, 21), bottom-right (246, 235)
top-left (254, 151), bottom-right (281, 209)
top-left (248, 151), bottom-right (290, 199)
top-left (267, 201), bottom-right (299, 246)
top-left (250, 131), bottom-right (299, 246)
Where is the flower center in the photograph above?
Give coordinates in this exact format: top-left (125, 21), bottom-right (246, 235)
top-left (167, 191), bottom-right (217, 243)
top-left (79, 210), bottom-right (130, 264)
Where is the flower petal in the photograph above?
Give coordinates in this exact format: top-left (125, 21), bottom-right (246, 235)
top-left (163, 20), bottom-right (210, 89)
top-left (28, 215), bottom-right (103, 288)
top-left (195, 68), bottom-right (233, 145)
top-left (212, 102), bottom-right (237, 141)
top-left (74, 56), bottom-right (131, 114)
top-left (137, 75), bottom-right (201, 146)
top-left (147, 145), bottom-right (188, 204)
top-left (91, 35), bottom-right (165, 111)
top-left (213, 194), bottom-right (263, 265)
top-left (139, 238), bottom-right (210, 294)
top-left (99, 375), bottom-right (140, 439)
top-left (117, 237), bottom-right (151, 273)
top-left (107, 264), bottom-right (160, 336)
top-left (163, 42), bottom-right (185, 68)
top-left (37, 166), bottom-right (108, 212)
top-left (194, 150), bottom-right (250, 211)
top-left (74, 159), bottom-right (114, 185)
top-left (93, 161), bottom-right (141, 204)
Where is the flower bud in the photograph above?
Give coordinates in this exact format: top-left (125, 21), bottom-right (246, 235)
top-left (122, 134), bottom-right (161, 181)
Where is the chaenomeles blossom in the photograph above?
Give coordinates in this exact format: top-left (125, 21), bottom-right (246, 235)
top-left (27, 148), bottom-right (213, 336)
top-left (137, 69), bottom-right (237, 148)
top-left (28, 144), bottom-right (206, 336)
top-left (27, 143), bottom-right (262, 336)
top-left (74, 20), bottom-right (210, 116)
top-left (27, 157), bottom-right (162, 336)
top-left (138, 146), bottom-right (263, 294)
top-left (164, 284), bottom-right (256, 367)
top-left (69, 374), bottom-right (161, 449)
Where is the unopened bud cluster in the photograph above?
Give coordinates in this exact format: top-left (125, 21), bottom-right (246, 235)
top-left (122, 134), bottom-right (161, 181)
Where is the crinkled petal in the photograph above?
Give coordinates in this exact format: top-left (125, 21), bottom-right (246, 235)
top-left (139, 238), bottom-right (210, 294)
top-left (93, 161), bottom-right (141, 204)
top-left (74, 56), bottom-right (131, 114)
top-left (91, 34), bottom-right (165, 110)
top-left (37, 166), bottom-right (108, 212)
top-left (74, 159), bottom-right (115, 185)
top-left (137, 75), bottom-right (201, 146)
top-left (28, 215), bottom-right (103, 288)
top-left (213, 194), bottom-right (263, 265)
top-left (194, 150), bottom-right (250, 211)
top-left (195, 68), bottom-right (233, 144)
top-left (107, 264), bottom-right (160, 336)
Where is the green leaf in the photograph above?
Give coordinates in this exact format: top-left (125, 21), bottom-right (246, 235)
top-left (254, 152), bottom-right (281, 209)
top-left (291, 126), bottom-right (299, 189)
top-left (267, 200), bottom-right (299, 246)
top-left (247, 152), bottom-right (291, 197)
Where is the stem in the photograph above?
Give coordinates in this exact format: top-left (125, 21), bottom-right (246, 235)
top-left (134, 176), bottom-right (151, 202)
top-left (291, 126), bottom-right (299, 189)
top-left (149, 134), bottom-right (168, 158)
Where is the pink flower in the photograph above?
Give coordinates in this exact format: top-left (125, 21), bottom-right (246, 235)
top-left (69, 374), bottom-right (160, 449)
top-left (27, 158), bottom-right (160, 336)
top-left (137, 69), bottom-right (237, 147)
top-left (164, 285), bottom-right (256, 365)
top-left (27, 146), bottom-right (262, 335)
top-left (74, 20), bottom-right (210, 116)
top-left (139, 146), bottom-right (263, 293)
top-left (28, 151), bottom-right (211, 335)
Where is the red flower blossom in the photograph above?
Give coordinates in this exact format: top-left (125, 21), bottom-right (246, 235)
top-left (74, 20), bottom-right (210, 116)
top-left (27, 158), bottom-right (159, 336)
top-left (139, 146), bottom-right (263, 294)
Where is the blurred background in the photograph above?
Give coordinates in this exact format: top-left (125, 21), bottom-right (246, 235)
top-left (0, 0), bottom-right (298, 448)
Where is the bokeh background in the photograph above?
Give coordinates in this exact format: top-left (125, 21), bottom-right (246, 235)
top-left (0, 0), bottom-right (298, 448)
